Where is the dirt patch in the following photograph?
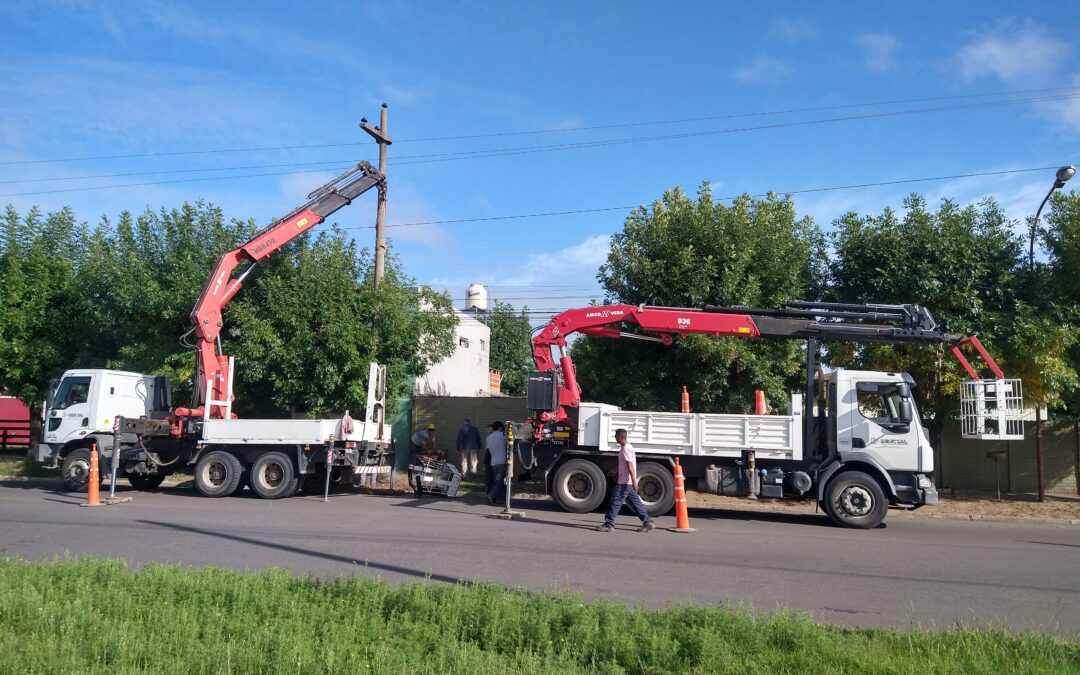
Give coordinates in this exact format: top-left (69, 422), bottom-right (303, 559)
top-left (686, 489), bottom-right (1080, 522)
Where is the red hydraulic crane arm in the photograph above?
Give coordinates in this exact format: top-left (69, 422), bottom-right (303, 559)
top-left (532, 305), bottom-right (761, 418)
top-left (181, 162), bottom-right (385, 418)
top-left (531, 301), bottom-right (1007, 423)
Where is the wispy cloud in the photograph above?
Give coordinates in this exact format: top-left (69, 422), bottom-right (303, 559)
top-left (954, 22), bottom-right (1078, 132)
top-left (733, 56), bottom-right (793, 83)
top-left (956, 21), bottom-right (1069, 85)
top-left (855, 32), bottom-right (900, 72)
top-left (501, 233), bottom-right (611, 287)
top-left (381, 183), bottom-right (450, 248)
top-left (770, 17), bottom-right (818, 43)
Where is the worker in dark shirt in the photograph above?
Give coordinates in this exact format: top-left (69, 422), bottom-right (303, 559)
top-left (456, 418), bottom-right (483, 479)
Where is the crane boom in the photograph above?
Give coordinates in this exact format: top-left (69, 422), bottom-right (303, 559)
top-left (531, 301), bottom-right (1004, 424)
top-left (181, 161), bottom-right (385, 418)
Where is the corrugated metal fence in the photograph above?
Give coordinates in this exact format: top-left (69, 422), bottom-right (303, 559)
top-left (412, 396), bottom-right (526, 469)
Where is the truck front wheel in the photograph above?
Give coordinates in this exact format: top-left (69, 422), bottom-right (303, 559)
top-left (60, 448), bottom-right (102, 492)
top-left (636, 462), bottom-right (676, 516)
top-left (825, 471), bottom-right (888, 529)
top-left (552, 459), bottom-right (607, 513)
top-left (249, 452), bottom-right (298, 499)
top-left (194, 451), bottom-right (243, 498)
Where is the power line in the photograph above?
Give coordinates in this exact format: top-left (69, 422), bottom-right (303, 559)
top-left (3, 93), bottom-right (1075, 197)
top-left (9, 91), bottom-right (1079, 191)
top-left (332, 165), bottom-right (1057, 231)
top-left (2, 85), bottom-right (1077, 167)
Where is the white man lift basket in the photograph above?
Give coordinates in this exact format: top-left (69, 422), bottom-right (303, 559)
top-left (408, 456), bottom-right (462, 497)
top-left (960, 378), bottom-right (1024, 441)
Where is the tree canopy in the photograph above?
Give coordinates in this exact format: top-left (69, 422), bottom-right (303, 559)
top-left (572, 183), bottom-right (826, 414)
top-left (0, 201), bottom-right (457, 417)
top-left (485, 300), bottom-right (533, 397)
top-left (565, 183), bottom-right (1080, 424)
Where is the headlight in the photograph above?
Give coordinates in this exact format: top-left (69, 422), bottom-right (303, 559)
top-left (917, 475), bottom-right (933, 488)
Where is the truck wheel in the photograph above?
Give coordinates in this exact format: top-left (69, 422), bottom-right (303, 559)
top-left (552, 459), bottom-right (607, 513)
top-left (127, 474), bottom-right (166, 491)
top-left (60, 449), bottom-right (102, 492)
top-left (249, 452), bottom-right (298, 500)
top-left (635, 462), bottom-right (676, 516)
top-left (825, 471), bottom-right (888, 529)
top-left (194, 450), bottom-right (243, 498)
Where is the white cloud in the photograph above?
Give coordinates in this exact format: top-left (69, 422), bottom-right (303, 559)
top-left (380, 183), bottom-right (449, 248)
top-left (502, 233), bottom-right (611, 287)
top-left (855, 32), bottom-right (900, 72)
top-left (1048, 74), bottom-right (1080, 133)
top-left (380, 83), bottom-right (427, 106)
top-left (733, 56), bottom-right (793, 83)
top-left (956, 22), bottom-right (1070, 85)
top-left (770, 17), bottom-right (818, 43)
top-left (953, 23), bottom-right (1079, 133)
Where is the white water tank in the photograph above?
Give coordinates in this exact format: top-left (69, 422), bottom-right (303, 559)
top-left (465, 283), bottom-right (488, 311)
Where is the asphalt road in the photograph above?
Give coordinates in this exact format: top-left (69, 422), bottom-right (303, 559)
top-left (2, 478), bottom-right (1078, 637)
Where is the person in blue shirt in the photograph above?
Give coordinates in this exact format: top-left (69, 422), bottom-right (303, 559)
top-left (456, 418), bottom-right (483, 479)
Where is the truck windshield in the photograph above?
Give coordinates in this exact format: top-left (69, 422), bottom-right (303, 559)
top-left (856, 383), bottom-right (913, 427)
top-left (52, 376), bottom-right (91, 410)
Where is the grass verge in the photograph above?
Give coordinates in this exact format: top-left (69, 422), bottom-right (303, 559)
top-left (0, 557), bottom-right (1077, 674)
top-left (0, 452), bottom-right (55, 478)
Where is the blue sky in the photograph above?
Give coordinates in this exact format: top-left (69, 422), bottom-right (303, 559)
top-left (2, 2), bottom-right (1079, 317)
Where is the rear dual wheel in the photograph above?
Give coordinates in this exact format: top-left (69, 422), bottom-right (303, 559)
top-left (249, 451), bottom-right (298, 500)
top-left (194, 450), bottom-right (244, 498)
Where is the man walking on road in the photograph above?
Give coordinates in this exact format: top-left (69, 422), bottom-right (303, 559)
top-left (485, 421), bottom-right (507, 504)
top-left (597, 428), bottom-right (654, 532)
top-left (457, 418), bottom-right (482, 479)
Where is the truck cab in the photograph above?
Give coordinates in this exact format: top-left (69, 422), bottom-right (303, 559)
top-left (37, 369), bottom-right (168, 488)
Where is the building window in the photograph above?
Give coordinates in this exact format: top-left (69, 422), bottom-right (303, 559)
top-left (459, 337), bottom-right (470, 349)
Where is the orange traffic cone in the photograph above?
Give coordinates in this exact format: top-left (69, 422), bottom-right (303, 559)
top-left (670, 457), bottom-right (695, 533)
top-left (754, 390), bottom-right (767, 415)
top-left (83, 443), bottom-right (100, 507)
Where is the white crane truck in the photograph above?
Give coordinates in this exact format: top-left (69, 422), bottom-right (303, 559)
top-left (35, 163), bottom-right (393, 498)
top-left (520, 302), bottom-right (1023, 529)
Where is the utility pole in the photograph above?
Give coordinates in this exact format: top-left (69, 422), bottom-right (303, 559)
top-left (360, 103), bottom-right (392, 288)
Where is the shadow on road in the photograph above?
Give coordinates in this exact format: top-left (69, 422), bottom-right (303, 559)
top-left (686, 505), bottom-right (835, 527)
top-left (0, 478), bottom-right (67, 492)
top-left (136, 519), bottom-right (466, 584)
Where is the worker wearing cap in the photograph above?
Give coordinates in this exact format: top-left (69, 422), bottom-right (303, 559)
top-left (411, 424), bottom-right (436, 457)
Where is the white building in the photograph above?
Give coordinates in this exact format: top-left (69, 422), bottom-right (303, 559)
top-left (415, 285), bottom-right (495, 397)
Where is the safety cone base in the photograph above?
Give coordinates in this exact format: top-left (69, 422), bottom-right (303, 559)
top-left (670, 526), bottom-right (697, 533)
top-left (79, 496), bottom-right (133, 507)
top-left (486, 509), bottom-right (525, 520)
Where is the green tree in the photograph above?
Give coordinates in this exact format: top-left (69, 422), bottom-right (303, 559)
top-left (0, 206), bottom-right (86, 406)
top-left (0, 201), bottom-right (458, 420)
top-left (572, 183), bottom-right (825, 413)
top-left (1041, 190), bottom-right (1080, 417)
top-left (829, 194), bottom-right (1078, 443)
top-left (486, 300), bottom-right (533, 396)
top-left (228, 230), bottom-right (457, 417)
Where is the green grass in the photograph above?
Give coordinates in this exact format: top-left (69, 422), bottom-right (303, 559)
top-left (0, 453), bottom-right (55, 478)
top-left (0, 558), bottom-right (1077, 674)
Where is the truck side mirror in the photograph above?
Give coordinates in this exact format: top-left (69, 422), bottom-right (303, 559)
top-left (896, 382), bottom-right (911, 399)
top-left (898, 398), bottom-right (913, 424)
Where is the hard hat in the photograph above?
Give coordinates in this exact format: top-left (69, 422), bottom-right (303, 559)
top-left (427, 423), bottom-right (436, 430)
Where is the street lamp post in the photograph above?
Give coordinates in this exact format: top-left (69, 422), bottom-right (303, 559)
top-left (1027, 164), bottom-right (1075, 503)
top-left (1029, 165), bottom-right (1075, 272)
